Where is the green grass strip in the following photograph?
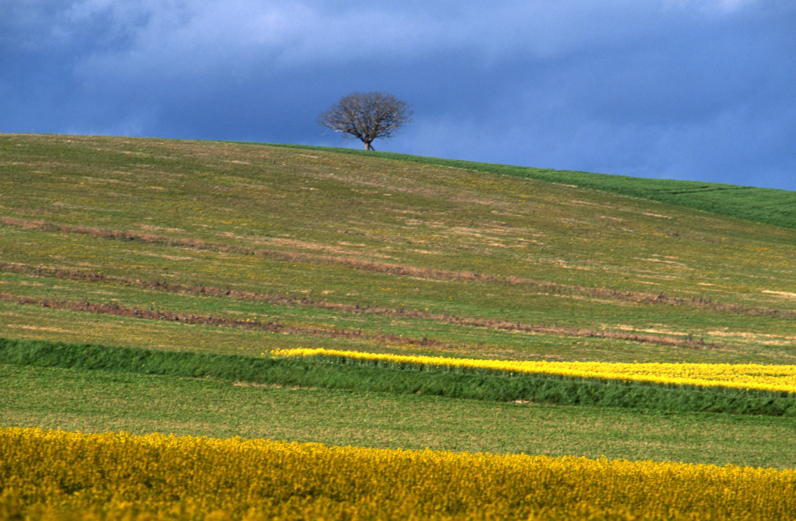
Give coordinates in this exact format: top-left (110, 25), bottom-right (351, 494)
top-left (2, 337), bottom-right (795, 416)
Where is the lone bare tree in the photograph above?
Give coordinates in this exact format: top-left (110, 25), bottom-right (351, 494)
top-left (318, 92), bottom-right (413, 151)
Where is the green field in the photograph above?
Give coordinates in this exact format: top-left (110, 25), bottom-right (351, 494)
top-left (3, 364), bottom-right (795, 469)
top-left (1, 133), bottom-right (795, 468)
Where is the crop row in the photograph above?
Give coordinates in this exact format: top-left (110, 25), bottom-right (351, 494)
top-left (2, 427), bottom-right (795, 520)
top-left (3, 337), bottom-right (796, 416)
top-left (274, 348), bottom-right (796, 394)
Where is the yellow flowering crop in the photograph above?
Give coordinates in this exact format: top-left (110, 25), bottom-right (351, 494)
top-left (1, 427), bottom-right (795, 520)
top-left (274, 347), bottom-right (796, 394)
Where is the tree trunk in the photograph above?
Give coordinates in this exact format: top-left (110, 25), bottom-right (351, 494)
top-left (365, 142), bottom-right (374, 151)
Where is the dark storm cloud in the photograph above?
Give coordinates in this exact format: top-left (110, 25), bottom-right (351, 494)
top-left (1, 0), bottom-right (794, 189)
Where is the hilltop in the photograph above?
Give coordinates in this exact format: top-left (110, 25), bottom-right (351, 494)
top-left (273, 143), bottom-right (796, 231)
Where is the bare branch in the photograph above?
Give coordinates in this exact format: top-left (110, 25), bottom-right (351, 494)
top-left (318, 92), bottom-right (413, 150)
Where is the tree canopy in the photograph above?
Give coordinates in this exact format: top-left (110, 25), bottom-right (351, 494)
top-left (318, 92), bottom-right (413, 151)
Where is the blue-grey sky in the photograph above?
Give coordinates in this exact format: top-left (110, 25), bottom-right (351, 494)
top-left (2, 0), bottom-right (795, 189)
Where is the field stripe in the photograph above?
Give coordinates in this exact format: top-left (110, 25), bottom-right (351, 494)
top-left (4, 216), bottom-right (793, 319)
top-left (3, 426), bottom-right (796, 520)
top-left (2, 337), bottom-right (795, 416)
top-left (276, 347), bottom-right (796, 394)
top-left (0, 280), bottom-right (719, 350)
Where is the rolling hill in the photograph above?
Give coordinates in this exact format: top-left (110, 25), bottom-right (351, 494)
top-left (2, 133), bottom-right (796, 518)
top-left (2, 133), bottom-right (795, 365)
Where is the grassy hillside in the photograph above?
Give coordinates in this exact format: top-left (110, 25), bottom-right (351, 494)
top-left (2, 133), bottom-right (795, 363)
top-left (274, 143), bottom-right (796, 231)
top-left (1, 133), bottom-right (795, 468)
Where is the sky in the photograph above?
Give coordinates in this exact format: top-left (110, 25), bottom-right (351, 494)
top-left (1, 0), bottom-right (795, 190)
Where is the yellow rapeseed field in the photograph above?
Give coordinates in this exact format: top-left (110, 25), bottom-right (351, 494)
top-left (273, 348), bottom-right (796, 394)
top-left (2, 427), bottom-right (795, 520)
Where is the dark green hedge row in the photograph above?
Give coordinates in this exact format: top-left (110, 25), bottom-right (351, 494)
top-left (2, 337), bottom-right (794, 416)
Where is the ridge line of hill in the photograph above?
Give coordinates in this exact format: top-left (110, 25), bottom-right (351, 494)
top-left (256, 142), bottom-right (796, 231)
